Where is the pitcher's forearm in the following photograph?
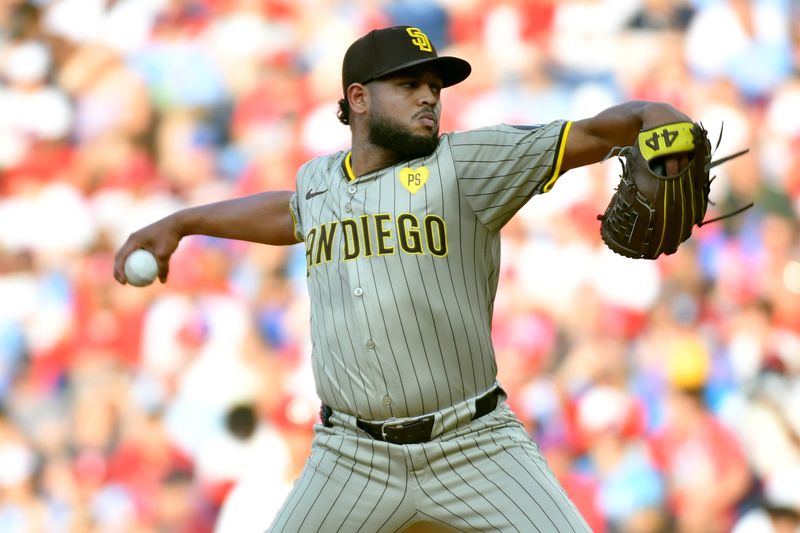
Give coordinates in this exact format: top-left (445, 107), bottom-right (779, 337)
top-left (562, 101), bottom-right (692, 171)
top-left (174, 191), bottom-right (299, 245)
top-left (114, 190), bottom-right (299, 284)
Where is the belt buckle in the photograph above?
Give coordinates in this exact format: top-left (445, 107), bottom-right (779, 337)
top-left (380, 415), bottom-right (433, 444)
top-left (380, 416), bottom-right (414, 441)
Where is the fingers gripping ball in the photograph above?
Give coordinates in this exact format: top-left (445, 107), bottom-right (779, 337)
top-left (124, 249), bottom-right (159, 287)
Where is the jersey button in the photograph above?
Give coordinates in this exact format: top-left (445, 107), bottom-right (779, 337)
top-left (382, 395), bottom-right (392, 406)
top-left (366, 339), bottom-right (375, 349)
top-left (353, 287), bottom-right (363, 297)
top-left (348, 185), bottom-right (357, 194)
top-left (344, 203), bottom-right (351, 212)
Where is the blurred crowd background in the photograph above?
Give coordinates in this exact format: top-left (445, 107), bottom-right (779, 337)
top-left (0, 0), bottom-right (798, 532)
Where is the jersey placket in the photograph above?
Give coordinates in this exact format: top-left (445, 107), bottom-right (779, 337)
top-left (341, 174), bottom-right (404, 418)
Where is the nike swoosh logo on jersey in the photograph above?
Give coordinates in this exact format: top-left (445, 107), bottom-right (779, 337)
top-left (305, 189), bottom-right (328, 200)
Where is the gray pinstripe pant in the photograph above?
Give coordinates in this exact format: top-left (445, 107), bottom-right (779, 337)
top-left (268, 402), bottom-right (591, 532)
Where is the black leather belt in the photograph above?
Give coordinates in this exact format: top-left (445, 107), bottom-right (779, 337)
top-left (321, 387), bottom-right (501, 445)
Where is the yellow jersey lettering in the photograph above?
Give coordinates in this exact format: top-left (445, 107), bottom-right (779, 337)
top-left (374, 214), bottom-right (395, 255)
top-left (305, 228), bottom-right (317, 268)
top-left (359, 214), bottom-right (373, 257)
top-left (397, 213), bottom-right (423, 254)
top-left (341, 219), bottom-right (359, 260)
top-left (424, 215), bottom-right (447, 257)
top-left (304, 213), bottom-right (449, 269)
top-left (315, 221), bottom-right (337, 264)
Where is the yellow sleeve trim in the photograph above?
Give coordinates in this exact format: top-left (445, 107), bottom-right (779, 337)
top-left (637, 121), bottom-right (695, 161)
top-left (288, 200), bottom-right (303, 243)
top-left (542, 121), bottom-right (572, 193)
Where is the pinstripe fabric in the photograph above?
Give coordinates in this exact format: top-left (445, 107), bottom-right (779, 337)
top-left (268, 403), bottom-right (590, 532)
top-left (289, 120), bottom-right (569, 420)
top-left (451, 123), bottom-right (570, 232)
top-left (274, 120), bottom-right (589, 532)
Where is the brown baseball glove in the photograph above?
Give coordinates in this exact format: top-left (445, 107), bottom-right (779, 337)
top-left (598, 121), bottom-right (752, 259)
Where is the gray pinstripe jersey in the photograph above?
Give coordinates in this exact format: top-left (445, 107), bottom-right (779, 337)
top-left (289, 120), bottom-right (570, 421)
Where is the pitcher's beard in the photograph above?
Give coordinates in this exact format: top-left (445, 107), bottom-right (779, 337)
top-left (368, 111), bottom-right (439, 160)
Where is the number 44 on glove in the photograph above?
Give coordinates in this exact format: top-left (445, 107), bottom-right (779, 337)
top-left (598, 121), bottom-right (753, 260)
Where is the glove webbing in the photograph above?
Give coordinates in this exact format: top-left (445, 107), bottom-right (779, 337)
top-left (699, 145), bottom-right (754, 226)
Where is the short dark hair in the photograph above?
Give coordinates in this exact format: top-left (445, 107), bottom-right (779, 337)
top-left (337, 97), bottom-right (350, 125)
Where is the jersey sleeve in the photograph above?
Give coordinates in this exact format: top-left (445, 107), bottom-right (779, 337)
top-left (288, 191), bottom-right (303, 243)
top-left (450, 120), bottom-right (571, 232)
top-left (288, 156), bottom-right (331, 243)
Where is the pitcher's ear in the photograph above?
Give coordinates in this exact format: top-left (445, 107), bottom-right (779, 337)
top-left (347, 83), bottom-right (368, 117)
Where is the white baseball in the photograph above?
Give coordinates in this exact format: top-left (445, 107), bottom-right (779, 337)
top-left (124, 249), bottom-right (159, 287)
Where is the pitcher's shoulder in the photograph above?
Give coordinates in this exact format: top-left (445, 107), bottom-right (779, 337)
top-left (443, 120), bottom-right (567, 144)
top-left (296, 151), bottom-right (347, 181)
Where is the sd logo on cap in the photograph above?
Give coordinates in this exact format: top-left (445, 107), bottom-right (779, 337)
top-left (341, 26), bottom-right (471, 95)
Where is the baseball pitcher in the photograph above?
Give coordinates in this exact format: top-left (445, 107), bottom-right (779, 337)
top-left (115, 25), bottom-right (716, 533)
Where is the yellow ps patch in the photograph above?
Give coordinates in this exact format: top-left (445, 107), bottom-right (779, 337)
top-left (399, 166), bottom-right (429, 194)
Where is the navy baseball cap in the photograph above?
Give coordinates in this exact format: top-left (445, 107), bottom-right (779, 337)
top-left (341, 26), bottom-right (471, 94)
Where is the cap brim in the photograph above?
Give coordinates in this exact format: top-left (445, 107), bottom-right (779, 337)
top-left (371, 56), bottom-right (471, 88)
